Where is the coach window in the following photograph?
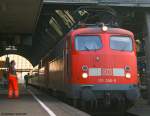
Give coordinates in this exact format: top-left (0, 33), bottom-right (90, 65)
top-left (110, 36), bottom-right (133, 51)
top-left (75, 35), bottom-right (102, 51)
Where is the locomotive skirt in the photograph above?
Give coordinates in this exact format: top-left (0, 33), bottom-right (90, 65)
top-left (8, 74), bottom-right (19, 98)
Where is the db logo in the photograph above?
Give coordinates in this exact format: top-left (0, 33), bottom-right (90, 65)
top-left (101, 68), bottom-right (113, 76)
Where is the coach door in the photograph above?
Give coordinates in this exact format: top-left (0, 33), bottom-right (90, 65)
top-left (64, 38), bottom-right (71, 82)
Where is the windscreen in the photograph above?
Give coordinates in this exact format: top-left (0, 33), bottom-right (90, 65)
top-left (110, 36), bottom-right (133, 51)
top-left (75, 36), bottom-right (102, 51)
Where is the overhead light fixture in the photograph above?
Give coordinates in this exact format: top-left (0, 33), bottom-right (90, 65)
top-left (5, 46), bottom-right (17, 51)
top-left (102, 25), bottom-right (108, 31)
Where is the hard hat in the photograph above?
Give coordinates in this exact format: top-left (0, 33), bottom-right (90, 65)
top-left (136, 40), bottom-right (141, 44)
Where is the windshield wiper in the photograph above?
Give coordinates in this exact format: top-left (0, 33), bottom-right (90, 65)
top-left (84, 46), bottom-right (90, 51)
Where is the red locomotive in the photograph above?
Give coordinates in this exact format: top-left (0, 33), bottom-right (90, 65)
top-left (30, 24), bottom-right (140, 108)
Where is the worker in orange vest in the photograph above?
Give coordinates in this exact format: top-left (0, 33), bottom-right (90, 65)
top-left (8, 60), bottom-right (19, 98)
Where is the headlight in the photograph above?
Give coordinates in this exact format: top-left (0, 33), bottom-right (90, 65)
top-left (126, 73), bottom-right (131, 79)
top-left (82, 73), bottom-right (88, 78)
top-left (102, 26), bottom-right (108, 31)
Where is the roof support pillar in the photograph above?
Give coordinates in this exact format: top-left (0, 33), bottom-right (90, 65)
top-left (145, 12), bottom-right (150, 103)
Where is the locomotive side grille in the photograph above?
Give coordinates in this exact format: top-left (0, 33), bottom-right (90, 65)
top-left (89, 68), bottom-right (125, 77)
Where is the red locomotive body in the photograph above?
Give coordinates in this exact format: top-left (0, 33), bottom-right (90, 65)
top-left (30, 26), bottom-right (140, 107)
top-left (71, 28), bottom-right (137, 84)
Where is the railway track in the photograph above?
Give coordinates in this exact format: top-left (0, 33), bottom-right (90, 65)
top-left (91, 112), bottom-right (138, 116)
top-left (31, 86), bottom-right (140, 116)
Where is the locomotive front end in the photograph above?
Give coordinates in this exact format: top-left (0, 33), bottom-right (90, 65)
top-left (70, 27), bottom-right (140, 108)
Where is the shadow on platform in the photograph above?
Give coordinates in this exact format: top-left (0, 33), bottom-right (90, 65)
top-left (127, 98), bottom-right (150, 116)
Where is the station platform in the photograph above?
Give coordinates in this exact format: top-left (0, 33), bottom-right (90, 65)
top-left (0, 85), bottom-right (90, 116)
top-left (127, 98), bottom-right (150, 116)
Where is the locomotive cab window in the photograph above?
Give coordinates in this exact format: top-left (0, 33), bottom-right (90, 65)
top-left (110, 36), bottom-right (133, 51)
top-left (75, 35), bottom-right (102, 51)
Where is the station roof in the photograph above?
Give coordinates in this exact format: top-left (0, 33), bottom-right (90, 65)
top-left (44, 0), bottom-right (150, 7)
top-left (0, 0), bottom-right (41, 34)
top-left (0, 0), bottom-right (42, 65)
top-left (0, 0), bottom-right (147, 66)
